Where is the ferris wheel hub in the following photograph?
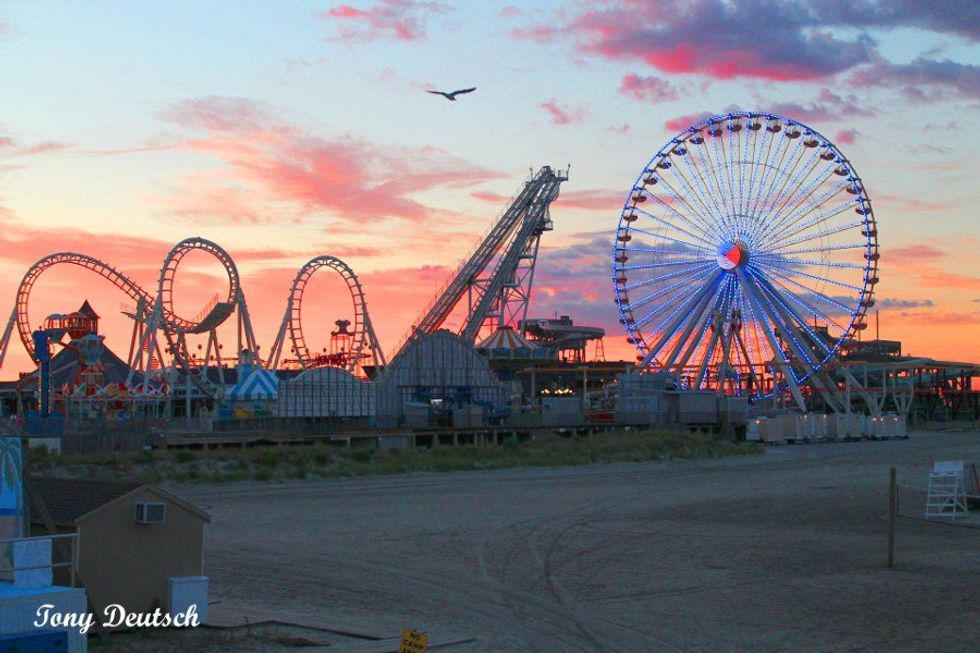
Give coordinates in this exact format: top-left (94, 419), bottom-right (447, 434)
top-left (716, 241), bottom-right (749, 271)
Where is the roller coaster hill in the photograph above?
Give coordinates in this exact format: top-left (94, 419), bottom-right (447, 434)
top-left (0, 157), bottom-right (976, 446)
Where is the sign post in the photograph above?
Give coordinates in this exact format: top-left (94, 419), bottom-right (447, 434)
top-left (399, 628), bottom-right (428, 653)
top-left (887, 466), bottom-right (896, 568)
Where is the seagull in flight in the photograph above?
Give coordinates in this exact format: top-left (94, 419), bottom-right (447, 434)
top-left (427, 87), bottom-right (476, 101)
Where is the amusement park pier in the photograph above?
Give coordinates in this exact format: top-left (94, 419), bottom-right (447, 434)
top-left (0, 117), bottom-right (976, 452)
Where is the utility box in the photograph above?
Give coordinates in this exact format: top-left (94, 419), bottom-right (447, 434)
top-left (540, 397), bottom-right (582, 426)
top-left (452, 405), bottom-right (483, 428)
top-left (614, 371), bottom-right (666, 426)
top-left (0, 585), bottom-right (87, 652)
top-left (168, 576), bottom-right (208, 624)
top-left (678, 391), bottom-right (717, 425)
top-left (0, 629), bottom-right (69, 652)
top-left (13, 539), bottom-right (52, 589)
top-left (719, 397), bottom-right (748, 424)
top-left (402, 403), bottom-right (430, 428)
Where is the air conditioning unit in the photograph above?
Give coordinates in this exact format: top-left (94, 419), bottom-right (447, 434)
top-left (134, 501), bottom-right (166, 524)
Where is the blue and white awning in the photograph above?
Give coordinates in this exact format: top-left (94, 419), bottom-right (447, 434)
top-left (228, 368), bottom-right (278, 400)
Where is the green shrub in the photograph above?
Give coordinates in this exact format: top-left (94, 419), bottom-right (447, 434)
top-left (30, 444), bottom-right (51, 463)
top-left (256, 450), bottom-right (278, 468)
top-left (175, 450), bottom-right (196, 463)
top-left (350, 449), bottom-right (373, 463)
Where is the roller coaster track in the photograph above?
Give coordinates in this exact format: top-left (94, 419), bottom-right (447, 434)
top-left (6, 239), bottom-right (384, 389)
top-left (157, 237), bottom-right (241, 334)
top-left (16, 252), bottom-right (156, 363)
top-left (391, 165), bottom-right (567, 359)
top-left (15, 238), bottom-right (247, 361)
top-left (267, 255), bottom-right (386, 375)
top-left (10, 238), bottom-right (255, 401)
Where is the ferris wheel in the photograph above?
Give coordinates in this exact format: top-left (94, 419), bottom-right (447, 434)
top-left (613, 111), bottom-right (879, 401)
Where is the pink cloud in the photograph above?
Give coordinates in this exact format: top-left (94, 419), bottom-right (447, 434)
top-left (322, 0), bottom-right (451, 42)
top-left (0, 218), bottom-right (299, 273)
top-left (835, 128), bottom-right (860, 145)
top-left (918, 268), bottom-right (980, 289)
top-left (510, 25), bottom-right (557, 44)
top-left (471, 190), bottom-right (508, 203)
top-left (876, 195), bottom-right (956, 213)
top-left (514, 1), bottom-right (876, 81)
top-left (849, 57), bottom-right (980, 101)
top-left (0, 131), bottom-right (71, 158)
top-left (769, 89), bottom-right (874, 124)
top-left (540, 99), bottom-right (588, 125)
top-left (512, 1), bottom-right (977, 85)
top-left (883, 243), bottom-right (979, 291)
top-left (887, 245), bottom-right (945, 260)
top-left (0, 131), bottom-right (73, 223)
top-left (890, 310), bottom-right (980, 326)
top-left (474, 188), bottom-right (620, 212)
top-left (16, 141), bottom-right (71, 155)
top-left (555, 189), bottom-right (623, 211)
top-left (618, 74), bottom-right (677, 103)
top-left (663, 111), bottom-right (715, 132)
top-left (325, 245), bottom-right (386, 258)
top-left (358, 264), bottom-right (458, 350)
top-left (158, 96), bottom-right (503, 224)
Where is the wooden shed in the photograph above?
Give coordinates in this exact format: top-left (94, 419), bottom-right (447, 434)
top-left (29, 478), bottom-right (210, 623)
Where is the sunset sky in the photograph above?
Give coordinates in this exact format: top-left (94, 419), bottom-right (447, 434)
top-left (0, 0), bottom-right (977, 378)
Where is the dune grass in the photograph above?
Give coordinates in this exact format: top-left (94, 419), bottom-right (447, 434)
top-left (29, 429), bottom-right (761, 484)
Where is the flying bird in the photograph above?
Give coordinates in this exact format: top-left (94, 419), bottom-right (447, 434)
top-left (427, 87), bottom-right (476, 101)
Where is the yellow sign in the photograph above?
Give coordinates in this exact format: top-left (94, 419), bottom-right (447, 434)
top-left (399, 628), bottom-right (428, 653)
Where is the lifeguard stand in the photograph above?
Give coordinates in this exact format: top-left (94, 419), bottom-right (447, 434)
top-left (925, 461), bottom-right (970, 519)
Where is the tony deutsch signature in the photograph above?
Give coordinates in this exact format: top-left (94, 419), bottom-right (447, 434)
top-left (35, 603), bottom-right (200, 634)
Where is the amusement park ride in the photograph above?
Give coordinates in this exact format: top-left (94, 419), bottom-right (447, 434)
top-left (265, 255), bottom-right (386, 374)
top-left (0, 166), bottom-right (572, 399)
top-left (613, 111), bottom-right (883, 413)
top-left (394, 165), bottom-right (568, 355)
top-left (0, 238), bottom-right (390, 401)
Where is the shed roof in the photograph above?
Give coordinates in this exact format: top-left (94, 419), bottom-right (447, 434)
top-left (29, 478), bottom-right (211, 527)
